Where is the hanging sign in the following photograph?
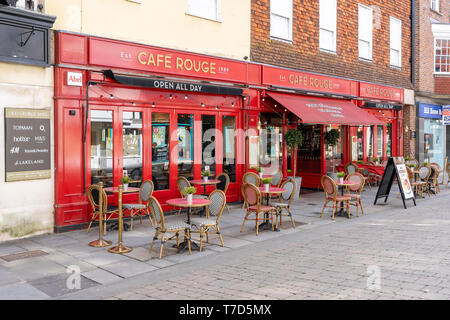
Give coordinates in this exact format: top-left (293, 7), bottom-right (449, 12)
top-left (442, 105), bottom-right (450, 125)
top-left (374, 157), bottom-right (416, 209)
top-left (4, 108), bottom-right (51, 182)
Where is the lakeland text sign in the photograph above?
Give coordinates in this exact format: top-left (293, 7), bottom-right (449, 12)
top-left (4, 108), bottom-right (51, 182)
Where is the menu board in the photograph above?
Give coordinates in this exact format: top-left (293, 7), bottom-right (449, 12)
top-left (374, 157), bottom-right (416, 209)
top-left (4, 108), bottom-right (51, 182)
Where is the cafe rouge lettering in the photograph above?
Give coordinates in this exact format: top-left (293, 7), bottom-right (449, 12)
top-left (137, 52), bottom-right (217, 75)
top-left (359, 83), bottom-right (402, 102)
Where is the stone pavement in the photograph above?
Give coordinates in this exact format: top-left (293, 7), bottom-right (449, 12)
top-left (1, 183), bottom-right (450, 300)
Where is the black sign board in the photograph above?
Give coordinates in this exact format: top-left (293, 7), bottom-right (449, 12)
top-left (4, 108), bottom-right (51, 181)
top-left (103, 70), bottom-right (243, 96)
top-left (362, 102), bottom-right (403, 110)
top-left (374, 157), bottom-right (416, 209)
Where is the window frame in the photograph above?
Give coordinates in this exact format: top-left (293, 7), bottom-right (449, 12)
top-left (390, 17), bottom-right (402, 68)
top-left (431, 0), bottom-right (440, 13)
top-left (434, 38), bottom-right (450, 75)
top-left (186, 0), bottom-right (222, 22)
top-left (319, 0), bottom-right (337, 53)
top-left (270, 0), bottom-right (293, 42)
top-left (358, 4), bottom-right (373, 61)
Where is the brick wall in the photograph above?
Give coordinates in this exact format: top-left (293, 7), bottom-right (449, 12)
top-left (435, 77), bottom-right (450, 95)
top-left (251, 0), bottom-right (412, 89)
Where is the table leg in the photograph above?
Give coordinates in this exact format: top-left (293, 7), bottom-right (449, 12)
top-left (175, 207), bottom-right (200, 252)
top-left (258, 193), bottom-right (279, 232)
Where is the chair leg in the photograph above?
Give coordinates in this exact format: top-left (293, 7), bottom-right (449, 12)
top-left (332, 203), bottom-right (336, 220)
top-left (347, 201), bottom-right (350, 219)
top-left (288, 208), bottom-right (295, 228)
top-left (130, 210), bottom-right (134, 231)
top-left (176, 232), bottom-right (180, 248)
top-left (321, 200), bottom-right (328, 218)
top-left (240, 212), bottom-right (249, 232)
top-left (186, 229), bottom-right (192, 255)
top-left (149, 229), bottom-right (159, 253)
top-left (256, 214), bottom-right (259, 236)
top-left (159, 233), bottom-right (165, 259)
top-left (217, 225), bottom-right (224, 247)
top-left (199, 228), bottom-right (204, 252)
top-left (226, 204), bottom-right (231, 214)
top-left (86, 211), bottom-right (98, 233)
top-left (360, 199), bottom-right (364, 215)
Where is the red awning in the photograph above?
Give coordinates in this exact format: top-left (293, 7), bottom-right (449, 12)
top-left (267, 92), bottom-right (384, 126)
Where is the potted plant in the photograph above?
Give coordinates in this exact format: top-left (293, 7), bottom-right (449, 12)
top-left (285, 128), bottom-right (304, 198)
top-left (337, 172), bottom-right (345, 184)
top-left (201, 170), bottom-right (210, 182)
top-left (373, 157), bottom-right (379, 165)
top-left (120, 176), bottom-right (131, 191)
top-left (184, 186), bottom-right (196, 203)
top-left (408, 163), bottom-right (416, 169)
top-left (261, 177), bottom-right (272, 192)
top-left (423, 161), bottom-right (428, 166)
top-left (357, 160), bottom-right (364, 165)
top-left (405, 156), bottom-right (410, 161)
top-left (257, 167), bottom-right (263, 178)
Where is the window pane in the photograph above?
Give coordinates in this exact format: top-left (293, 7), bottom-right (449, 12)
top-left (357, 126), bottom-right (364, 161)
top-left (222, 116), bottom-right (236, 182)
top-left (178, 114), bottom-right (194, 181)
top-left (386, 123), bottom-right (392, 158)
top-left (123, 112), bottom-right (143, 187)
top-left (366, 126), bottom-right (374, 159)
top-left (377, 125), bottom-right (384, 160)
top-left (391, 49), bottom-right (400, 66)
top-left (91, 110), bottom-right (113, 187)
top-left (152, 113), bottom-right (170, 191)
top-left (271, 14), bottom-right (290, 40)
top-left (187, 0), bottom-right (218, 20)
top-left (325, 125), bottom-right (344, 172)
top-left (320, 29), bottom-right (334, 51)
top-left (259, 113), bottom-right (283, 173)
top-left (202, 115), bottom-right (216, 177)
top-left (271, 0), bottom-right (291, 17)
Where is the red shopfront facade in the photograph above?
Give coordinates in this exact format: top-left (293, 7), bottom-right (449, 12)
top-left (53, 32), bottom-right (261, 232)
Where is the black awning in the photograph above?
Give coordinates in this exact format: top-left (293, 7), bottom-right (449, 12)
top-left (103, 70), bottom-right (243, 96)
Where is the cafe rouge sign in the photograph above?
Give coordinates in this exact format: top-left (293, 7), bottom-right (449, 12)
top-left (88, 38), bottom-right (248, 83)
top-left (262, 66), bottom-right (354, 96)
top-left (359, 82), bottom-right (403, 103)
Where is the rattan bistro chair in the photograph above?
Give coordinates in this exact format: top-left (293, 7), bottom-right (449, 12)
top-left (123, 180), bottom-right (155, 230)
top-left (216, 172), bottom-right (231, 214)
top-left (176, 176), bottom-right (206, 215)
top-left (86, 184), bottom-right (119, 235)
top-left (190, 190), bottom-right (226, 251)
top-left (418, 165), bottom-right (432, 197)
top-left (406, 166), bottom-right (426, 198)
top-left (345, 173), bottom-right (365, 217)
top-left (270, 178), bottom-right (297, 228)
top-left (241, 183), bottom-right (276, 235)
top-left (429, 164), bottom-right (441, 194)
top-left (241, 172), bottom-right (261, 208)
top-left (320, 175), bottom-right (351, 220)
top-left (148, 196), bottom-right (191, 259)
top-left (344, 163), bottom-right (358, 176)
top-left (270, 169), bottom-right (283, 188)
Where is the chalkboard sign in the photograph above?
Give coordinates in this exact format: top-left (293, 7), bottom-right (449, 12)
top-left (374, 157), bottom-right (416, 209)
top-left (4, 108), bottom-right (51, 182)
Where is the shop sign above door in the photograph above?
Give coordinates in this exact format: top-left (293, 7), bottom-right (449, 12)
top-left (418, 103), bottom-right (442, 119)
top-left (89, 38), bottom-right (248, 83)
top-left (359, 83), bottom-right (403, 103)
top-left (362, 102), bottom-right (402, 110)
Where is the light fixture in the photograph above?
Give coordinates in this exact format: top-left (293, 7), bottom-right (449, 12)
top-left (216, 106), bottom-right (219, 110)
top-left (131, 102), bottom-right (136, 106)
top-left (169, 94), bottom-right (173, 99)
top-left (184, 94), bottom-right (188, 99)
top-left (231, 102), bottom-right (234, 107)
top-left (284, 109), bottom-right (287, 112)
top-left (109, 94), bottom-right (114, 99)
top-left (201, 102), bottom-right (205, 107)
top-left (152, 102), bottom-right (155, 107)
top-left (274, 104), bottom-right (277, 107)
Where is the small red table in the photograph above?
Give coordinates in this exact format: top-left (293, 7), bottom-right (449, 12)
top-left (190, 179), bottom-right (220, 196)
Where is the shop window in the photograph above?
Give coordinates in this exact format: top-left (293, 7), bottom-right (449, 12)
top-left (222, 115), bottom-right (236, 182)
top-left (152, 113), bottom-right (170, 191)
top-left (366, 126), bottom-right (374, 160)
top-left (259, 113), bottom-right (283, 173)
top-left (123, 112), bottom-right (143, 187)
top-left (177, 114), bottom-right (194, 181)
top-left (386, 123), bottom-right (392, 158)
top-left (357, 126), bottom-right (364, 161)
top-left (325, 125), bottom-right (344, 173)
top-left (202, 115), bottom-right (216, 177)
top-left (377, 125), bottom-right (384, 161)
top-left (424, 119), bottom-right (444, 168)
top-left (90, 110), bottom-right (113, 187)
top-left (297, 125), bottom-right (322, 174)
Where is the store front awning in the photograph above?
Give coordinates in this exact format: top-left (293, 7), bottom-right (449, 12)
top-left (267, 92), bottom-right (384, 126)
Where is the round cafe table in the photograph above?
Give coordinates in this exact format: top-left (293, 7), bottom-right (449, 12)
top-left (334, 180), bottom-right (358, 217)
top-left (190, 179), bottom-right (220, 196)
top-left (166, 198), bottom-right (210, 253)
top-left (103, 187), bottom-right (140, 232)
top-left (258, 186), bottom-right (286, 232)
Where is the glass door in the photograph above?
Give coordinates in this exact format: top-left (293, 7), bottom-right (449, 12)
top-left (201, 114), bottom-right (217, 177)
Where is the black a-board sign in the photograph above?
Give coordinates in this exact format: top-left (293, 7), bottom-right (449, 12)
top-left (374, 157), bottom-right (416, 209)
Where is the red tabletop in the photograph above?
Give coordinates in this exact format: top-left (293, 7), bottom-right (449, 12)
top-left (334, 180), bottom-right (358, 187)
top-left (104, 187), bottom-right (140, 194)
top-left (190, 179), bottom-right (220, 185)
top-left (258, 187), bottom-right (286, 194)
top-left (166, 198), bottom-right (211, 208)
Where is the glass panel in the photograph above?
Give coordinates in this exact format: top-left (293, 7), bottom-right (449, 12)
top-left (366, 126), bottom-right (374, 160)
top-left (298, 125), bottom-right (322, 174)
top-left (90, 110), bottom-right (113, 187)
top-left (222, 116), bottom-right (236, 182)
top-left (377, 125), bottom-right (384, 161)
top-left (259, 113), bottom-right (283, 173)
top-left (177, 114), bottom-right (194, 181)
top-left (325, 125), bottom-right (344, 172)
top-left (357, 126), bottom-right (364, 161)
top-left (386, 123), bottom-right (392, 158)
top-left (152, 113), bottom-right (170, 191)
top-left (123, 112), bottom-right (143, 187)
top-left (424, 119), bottom-right (444, 168)
top-left (202, 115), bottom-right (216, 177)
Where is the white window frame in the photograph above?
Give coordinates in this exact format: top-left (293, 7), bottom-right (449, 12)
top-left (186, 0), bottom-right (222, 22)
top-left (434, 38), bottom-right (450, 74)
top-left (431, 0), bottom-right (440, 12)
top-left (390, 17), bottom-right (402, 68)
top-left (358, 4), bottom-right (373, 61)
top-left (432, 24), bottom-right (450, 75)
top-left (319, 0), bottom-right (337, 53)
top-left (270, 0), bottom-right (293, 42)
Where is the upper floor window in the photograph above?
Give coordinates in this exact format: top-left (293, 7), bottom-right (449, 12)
top-left (270, 0), bottom-right (293, 41)
top-left (358, 4), bottom-right (373, 61)
top-left (435, 39), bottom-right (450, 73)
top-left (431, 0), bottom-right (440, 12)
top-left (186, 0), bottom-right (221, 21)
top-left (319, 0), bottom-right (337, 53)
top-left (390, 17), bottom-right (402, 68)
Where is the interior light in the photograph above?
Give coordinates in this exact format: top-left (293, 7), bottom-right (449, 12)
top-left (109, 94), bottom-right (114, 99)
top-left (169, 94), bottom-right (173, 99)
top-left (152, 102), bottom-right (155, 107)
top-left (185, 94), bottom-right (188, 99)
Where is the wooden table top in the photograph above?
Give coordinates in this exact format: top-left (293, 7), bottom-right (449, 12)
top-left (166, 198), bottom-right (211, 208)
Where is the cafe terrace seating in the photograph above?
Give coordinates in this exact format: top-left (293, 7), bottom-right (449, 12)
top-left (148, 196), bottom-right (192, 259)
top-left (86, 184), bottom-right (119, 235)
top-left (241, 183), bottom-right (276, 236)
top-left (270, 178), bottom-right (297, 228)
top-left (216, 172), bottom-right (231, 214)
top-left (176, 176), bottom-right (207, 215)
top-left (429, 163), bottom-right (441, 194)
top-left (320, 175), bottom-right (351, 220)
top-left (122, 179), bottom-right (155, 230)
top-left (406, 166), bottom-right (426, 198)
top-left (241, 172), bottom-right (260, 208)
top-left (190, 190), bottom-right (226, 252)
top-left (417, 164), bottom-right (432, 197)
top-left (345, 173), bottom-right (365, 217)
